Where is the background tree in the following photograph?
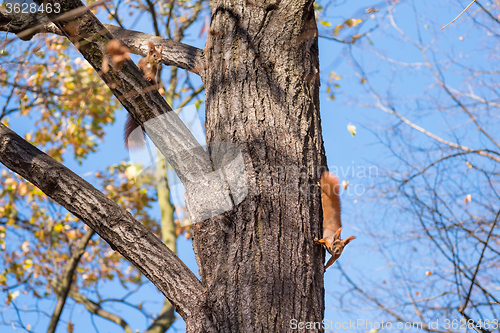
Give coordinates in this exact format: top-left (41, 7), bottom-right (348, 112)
top-left (1, 0), bottom-right (326, 332)
top-left (316, 0), bottom-right (499, 331)
top-left (0, 0), bottom-right (206, 331)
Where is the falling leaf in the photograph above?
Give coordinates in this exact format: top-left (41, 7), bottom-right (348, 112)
top-left (11, 290), bottom-right (20, 300)
top-left (21, 241), bottom-right (30, 252)
top-left (342, 180), bottom-right (349, 190)
top-left (125, 165), bottom-right (139, 180)
top-left (425, 271), bottom-right (432, 276)
top-left (466, 161), bottom-right (472, 168)
top-left (347, 123), bottom-right (357, 137)
top-left (464, 194), bottom-right (472, 204)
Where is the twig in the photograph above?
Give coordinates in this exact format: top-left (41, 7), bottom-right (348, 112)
top-left (459, 209), bottom-right (500, 312)
top-left (442, 0), bottom-right (477, 30)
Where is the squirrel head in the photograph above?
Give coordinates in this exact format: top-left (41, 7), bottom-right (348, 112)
top-left (147, 41), bottom-right (163, 63)
top-left (326, 228), bottom-right (355, 261)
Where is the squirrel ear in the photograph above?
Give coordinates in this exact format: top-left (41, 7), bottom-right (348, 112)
top-left (148, 41), bottom-right (155, 51)
top-left (158, 45), bottom-right (163, 55)
top-left (333, 227), bottom-right (342, 240)
top-left (343, 236), bottom-right (356, 246)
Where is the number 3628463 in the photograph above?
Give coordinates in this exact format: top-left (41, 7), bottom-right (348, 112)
top-left (5, 3), bottom-right (61, 14)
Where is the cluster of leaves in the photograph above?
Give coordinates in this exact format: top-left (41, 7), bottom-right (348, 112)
top-left (314, 3), bottom-right (378, 101)
top-left (0, 160), bottom-right (161, 304)
top-left (0, 0), bottom-right (208, 327)
top-left (0, 35), bottom-right (116, 164)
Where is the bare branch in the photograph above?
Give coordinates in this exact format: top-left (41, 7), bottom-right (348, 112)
top-left (69, 291), bottom-right (133, 333)
top-left (442, 0), bottom-right (477, 30)
top-left (48, 228), bottom-right (95, 333)
top-left (459, 210), bottom-right (500, 312)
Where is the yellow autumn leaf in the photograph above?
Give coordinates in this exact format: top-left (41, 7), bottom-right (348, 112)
top-left (352, 18), bottom-right (363, 27)
top-left (347, 123), bottom-right (357, 137)
top-left (329, 72), bottom-right (342, 80)
top-left (67, 123), bottom-right (76, 135)
top-left (11, 290), bottom-right (20, 301)
top-left (21, 241), bottom-right (30, 252)
top-left (23, 259), bottom-right (33, 269)
top-left (125, 165), bottom-right (139, 180)
top-left (54, 223), bottom-right (64, 233)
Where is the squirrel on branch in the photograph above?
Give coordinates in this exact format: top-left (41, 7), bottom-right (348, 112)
top-left (314, 171), bottom-right (355, 272)
top-left (124, 41), bottom-right (163, 149)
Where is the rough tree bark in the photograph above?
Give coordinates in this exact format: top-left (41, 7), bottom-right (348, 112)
top-left (193, 1), bottom-right (326, 331)
top-left (0, 0), bottom-right (327, 331)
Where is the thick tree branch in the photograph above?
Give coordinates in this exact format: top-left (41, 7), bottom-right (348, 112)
top-left (26, 0), bottom-right (215, 220)
top-left (48, 228), bottom-right (95, 333)
top-left (0, 7), bottom-right (205, 74)
top-left (0, 123), bottom-right (211, 328)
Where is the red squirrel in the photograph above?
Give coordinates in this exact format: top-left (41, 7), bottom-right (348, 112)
top-left (314, 171), bottom-right (355, 272)
top-left (124, 41), bottom-right (163, 149)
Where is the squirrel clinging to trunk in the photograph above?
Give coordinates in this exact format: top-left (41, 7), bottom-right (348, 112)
top-left (314, 171), bottom-right (355, 272)
top-left (124, 41), bottom-right (163, 149)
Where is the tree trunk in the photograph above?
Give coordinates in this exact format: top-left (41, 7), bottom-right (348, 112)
top-left (192, 1), bottom-right (326, 331)
top-left (0, 0), bottom-right (327, 330)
